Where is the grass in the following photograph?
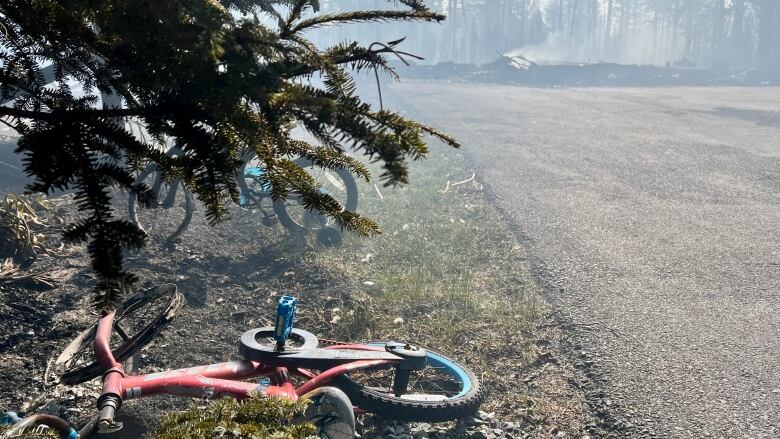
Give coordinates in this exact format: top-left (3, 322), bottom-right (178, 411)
top-left (297, 143), bottom-right (546, 416)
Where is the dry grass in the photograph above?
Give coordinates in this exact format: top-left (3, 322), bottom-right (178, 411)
top-left (0, 193), bottom-right (52, 262)
top-left (299, 144), bottom-right (547, 417)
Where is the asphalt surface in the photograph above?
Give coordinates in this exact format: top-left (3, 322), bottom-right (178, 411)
top-left (389, 84), bottom-right (780, 438)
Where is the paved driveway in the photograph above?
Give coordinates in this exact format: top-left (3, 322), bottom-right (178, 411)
top-left (390, 84), bottom-right (780, 438)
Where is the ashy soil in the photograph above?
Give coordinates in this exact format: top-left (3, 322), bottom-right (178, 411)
top-left (0, 141), bottom-right (595, 438)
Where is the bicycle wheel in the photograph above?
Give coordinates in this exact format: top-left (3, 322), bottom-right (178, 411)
top-left (272, 158), bottom-right (358, 234)
top-left (302, 387), bottom-right (355, 439)
top-left (330, 343), bottom-right (483, 422)
top-left (51, 284), bottom-right (184, 385)
top-left (128, 165), bottom-right (193, 246)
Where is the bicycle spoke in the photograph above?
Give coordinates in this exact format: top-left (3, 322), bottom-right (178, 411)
top-left (274, 159), bottom-right (353, 232)
top-left (133, 175), bottom-right (189, 244)
top-left (70, 342), bottom-right (92, 366)
top-left (323, 172), bottom-right (345, 192)
top-left (349, 362), bottom-right (462, 401)
top-left (55, 285), bottom-right (182, 385)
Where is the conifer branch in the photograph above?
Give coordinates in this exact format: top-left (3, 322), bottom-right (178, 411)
top-left (0, 0), bottom-right (457, 308)
top-left (282, 10), bottom-right (445, 36)
top-left (0, 106), bottom-right (150, 121)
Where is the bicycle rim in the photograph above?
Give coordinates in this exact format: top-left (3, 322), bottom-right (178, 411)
top-left (52, 284), bottom-right (184, 385)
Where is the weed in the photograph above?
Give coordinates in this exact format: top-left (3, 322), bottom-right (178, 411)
top-left (150, 395), bottom-right (315, 439)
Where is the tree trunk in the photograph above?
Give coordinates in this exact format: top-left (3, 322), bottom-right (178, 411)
top-left (558, 0), bottom-right (564, 31)
top-left (683, 5), bottom-right (694, 58)
top-left (775, 2), bottom-right (780, 66)
top-left (730, 0), bottom-right (745, 62)
top-left (712, 0), bottom-right (725, 58)
top-left (756, 0), bottom-right (776, 68)
top-left (604, 0), bottom-right (613, 53)
top-left (589, 0), bottom-right (598, 57)
top-left (518, 0), bottom-right (527, 49)
top-left (569, 0), bottom-right (579, 39)
top-left (651, 10), bottom-right (659, 64)
top-left (446, 0), bottom-right (457, 61)
top-left (619, 0), bottom-right (630, 54)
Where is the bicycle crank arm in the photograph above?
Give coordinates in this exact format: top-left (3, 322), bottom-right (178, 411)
top-left (78, 410), bottom-right (122, 436)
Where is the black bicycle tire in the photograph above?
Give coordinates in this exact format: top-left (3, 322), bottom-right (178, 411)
top-left (273, 158), bottom-right (359, 233)
top-left (329, 345), bottom-right (484, 422)
top-left (127, 165), bottom-right (193, 245)
top-left (55, 284), bottom-right (184, 385)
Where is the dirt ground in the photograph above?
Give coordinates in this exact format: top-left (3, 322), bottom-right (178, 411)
top-left (0, 141), bottom-right (596, 438)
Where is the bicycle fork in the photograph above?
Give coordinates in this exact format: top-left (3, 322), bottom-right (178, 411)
top-left (159, 178), bottom-right (180, 209)
top-left (94, 311), bottom-right (124, 433)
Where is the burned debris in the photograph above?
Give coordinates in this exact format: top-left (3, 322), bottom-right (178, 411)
top-left (394, 55), bottom-right (779, 87)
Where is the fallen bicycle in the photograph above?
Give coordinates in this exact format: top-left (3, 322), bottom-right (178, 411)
top-left (5, 285), bottom-right (483, 438)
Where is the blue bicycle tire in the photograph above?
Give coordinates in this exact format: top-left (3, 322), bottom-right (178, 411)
top-left (330, 342), bottom-right (483, 422)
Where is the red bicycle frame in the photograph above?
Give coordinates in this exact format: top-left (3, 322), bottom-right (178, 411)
top-left (92, 310), bottom-right (393, 432)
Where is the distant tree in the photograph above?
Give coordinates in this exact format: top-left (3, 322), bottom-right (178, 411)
top-left (605, 0), bottom-right (615, 51)
top-left (310, 0), bottom-right (780, 70)
top-left (712, 0), bottom-right (725, 56)
top-left (730, 0), bottom-right (747, 55)
top-left (0, 0), bottom-right (458, 309)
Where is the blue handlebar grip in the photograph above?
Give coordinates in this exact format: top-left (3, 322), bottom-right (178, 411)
top-left (274, 295), bottom-right (297, 346)
top-left (244, 167), bottom-right (273, 192)
top-left (244, 167), bottom-right (265, 178)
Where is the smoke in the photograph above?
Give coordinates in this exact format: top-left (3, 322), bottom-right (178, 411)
top-left (504, 32), bottom-right (576, 64)
top-left (505, 28), bottom-right (685, 66)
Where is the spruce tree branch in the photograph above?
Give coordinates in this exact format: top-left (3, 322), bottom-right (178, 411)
top-left (282, 10), bottom-right (445, 37)
top-left (285, 45), bottom-right (421, 78)
top-left (0, 106), bottom-right (150, 121)
top-left (1, 0), bottom-right (457, 308)
top-left (0, 117), bottom-right (22, 134)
